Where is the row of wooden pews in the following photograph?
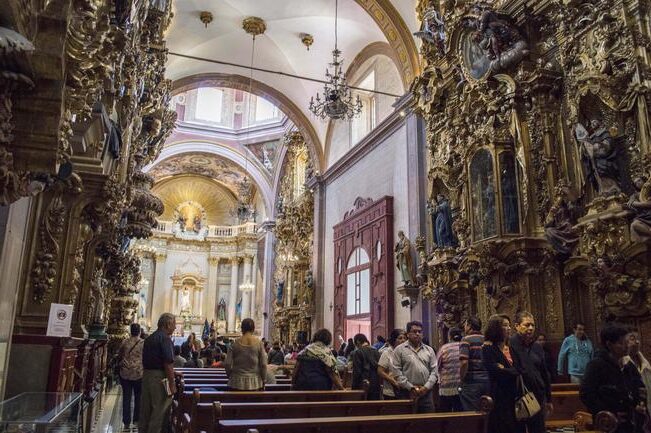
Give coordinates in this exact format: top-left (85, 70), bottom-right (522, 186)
top-left (174, 367), bottom-right (493, 433)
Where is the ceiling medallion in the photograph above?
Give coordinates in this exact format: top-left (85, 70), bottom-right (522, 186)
top-left (199, 11), bottom-right (213, 28)
top-left (309, 0), bottom-right (362, 121)
top-left (300, 33), bottom-right (314, 51)
top-left (242, 17), bottom-right (267, 37)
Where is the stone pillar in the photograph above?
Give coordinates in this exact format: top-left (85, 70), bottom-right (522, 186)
top-left (307, 176), bottom-right (324, 330)
top-left (227, 257), bottom-right (240, 332)
top-left (241, 256), bottom-right (253, 320)
top-left (250, 255), bottom-right (258, 320)
top-left (193, 289), bottom-right (200, 315)
top-left (152, 252), bottom-right (167, 321)
top-left (259, 221), bottom-right (276, 337)
top-left (206, 256), bottom-right (220, 322)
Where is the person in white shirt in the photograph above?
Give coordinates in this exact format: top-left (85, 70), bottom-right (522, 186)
top-left (377, 328), bottom-right (407, 400)
top-left (624, 330), bottom-right (651, 415)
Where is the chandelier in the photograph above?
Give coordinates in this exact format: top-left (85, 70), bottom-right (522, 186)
top-left (309, 0), bottom-right (362, 120)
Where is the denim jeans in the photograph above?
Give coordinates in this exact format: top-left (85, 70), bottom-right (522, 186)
top-left (460, 381), bottom-right (490, 411)
top-left (121, 377), bottom-right (142, 426)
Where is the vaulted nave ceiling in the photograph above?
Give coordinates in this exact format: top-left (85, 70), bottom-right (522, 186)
top-left (165, 0), bottom-right (419, 159)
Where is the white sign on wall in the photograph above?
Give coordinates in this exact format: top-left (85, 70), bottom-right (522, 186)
top-left (46, 303), bottom-right (73, 337)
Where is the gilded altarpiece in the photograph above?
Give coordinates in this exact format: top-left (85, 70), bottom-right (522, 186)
top-left (272, 132), bottom-right (315, 344)
top-left (414, 0), bottom-right (651, 349)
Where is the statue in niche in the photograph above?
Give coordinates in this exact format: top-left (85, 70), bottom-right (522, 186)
top-left (626, 177), bottom-right (651, 242)
top-left (544, 185), bottom-right (579, 257)
top-left (177, 214), bottom-right (186, 232)
top-left (395, 231), bottom-right (415, 285)
top-left (414, 7), bottom-right (446, 56)
top-left (180, 288), bottom-right (191, 312)
top-left (427, 194), bottom-right (458, 248)
top-left (276, 279), bottom-right (285, 305)
top-left (217, 298), bottom-right (226, 321)
top-left (303, 270), bottom-right (314, 306)
top-left (575, 119), bottom-right (623, 196)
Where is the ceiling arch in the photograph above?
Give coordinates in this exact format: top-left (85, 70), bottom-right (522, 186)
top-left (144, 141), bottom-right (274, 218)
top-left (353, 0), bottom-right (419, 85)
top-left (172, 73), bottom-right (324, 173)
top-left (165, 0), bottom-right (419, 166)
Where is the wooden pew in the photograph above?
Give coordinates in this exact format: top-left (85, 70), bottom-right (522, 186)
top-left (182, 383), bottom-right (292, 392)
top-left (183, 400), bottom-right (416, 433)
top-left (222, 412), bottom-right (491, 433)
top-left (546, 390), bottom-right (588, 430)
top-left (552, 383), bottom-right (580, 392)
top-left (182, 377), bottom-right (292, 385)
top-left (175, 388), bottom-right (367, 432)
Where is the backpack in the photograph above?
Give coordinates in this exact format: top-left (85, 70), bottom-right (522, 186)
top-left (120, 339), bottom-right (142, 376)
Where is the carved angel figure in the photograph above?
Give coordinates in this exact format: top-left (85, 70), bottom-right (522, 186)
top-left (395, 231), bottom-right (415, 285)
top-left (626, 177), bottom-right (651, 242)
top-left (414, 7), bottom-right (446, 55)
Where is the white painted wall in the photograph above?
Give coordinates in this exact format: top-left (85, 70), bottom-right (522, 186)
top-left (322, 123), bottom-right (412, 334)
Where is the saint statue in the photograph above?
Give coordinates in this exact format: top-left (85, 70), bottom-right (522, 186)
top-left (626, 177), bottom-right (651, 242)
top-left (413, 7), bottom-right (446, 56)
top-left (427, 194), bottom-right (458, 248)
top-left (303, 270), bottom-right (314, 306)
top-left (575, 119), bottom-right (622, 196)
top-left (236, 296), bottom-right (242, 320)
top-left (544, 186), bottom-right (579, 257)
top-left (193, 215), bottom-right (202, 233)
top-left (276, 279), bottom-right (284, 305)
top-left (395, 231), bottom-right (415, 285)
top-left (217, 298), bottom-right (226, 321)
top-left (180, 288), bottom-right (191, 312)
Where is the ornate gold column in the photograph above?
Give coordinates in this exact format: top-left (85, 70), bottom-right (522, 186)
top-left (206, 255), bottom-right (220, 321)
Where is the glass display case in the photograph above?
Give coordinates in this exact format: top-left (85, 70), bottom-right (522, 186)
top-left (0, 392), bottom-right (81, 433)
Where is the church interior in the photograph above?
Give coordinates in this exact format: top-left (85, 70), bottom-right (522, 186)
top-left (0, 0), bottom-right (650, 431)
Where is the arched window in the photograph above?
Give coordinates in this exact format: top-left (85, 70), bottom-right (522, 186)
top-left (346, 247), bottom-right (370, 316)
top-left (499, 151), bottom-right (521, 234)
top-left (470, 149), bottom-right (497, 240)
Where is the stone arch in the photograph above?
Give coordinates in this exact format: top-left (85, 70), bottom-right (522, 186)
top-left (172, 74), bottom-right (325, 173)
top-left (144, 141), bottom-right (275, 220)
top-left (353, 0), bottom-right (420, 87)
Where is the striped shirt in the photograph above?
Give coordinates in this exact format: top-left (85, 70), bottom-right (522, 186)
top-left (437, 342), bottom-right (461, 396)
top-left (459, 333), bottom-right (489, 383)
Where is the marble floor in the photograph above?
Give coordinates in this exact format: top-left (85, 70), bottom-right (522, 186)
top-left (92, 387), bottom-right (133, 433)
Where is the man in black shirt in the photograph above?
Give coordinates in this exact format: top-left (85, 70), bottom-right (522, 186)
top-left (139, 313), bottom-right (176, 433)
top-left (510, 311), bottom-right (552, 433)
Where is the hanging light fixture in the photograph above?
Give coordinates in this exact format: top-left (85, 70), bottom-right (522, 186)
top-left (309, 0), bottom-right (362, 121)
top-left (233, 17), bottom-right (266, 223)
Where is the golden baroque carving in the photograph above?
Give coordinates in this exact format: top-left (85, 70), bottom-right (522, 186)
top-left (31, 194), bottom-right (66, 303)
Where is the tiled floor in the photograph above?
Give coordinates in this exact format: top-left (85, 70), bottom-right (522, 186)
top-left (93, 387), bottom-right (129, 433)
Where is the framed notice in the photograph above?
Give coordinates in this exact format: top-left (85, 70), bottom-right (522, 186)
top-left (46, 303), bottom-right (73, 337)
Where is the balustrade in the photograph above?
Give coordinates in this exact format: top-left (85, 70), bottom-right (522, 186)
top-left (154, 220), bottom-right (257, 239)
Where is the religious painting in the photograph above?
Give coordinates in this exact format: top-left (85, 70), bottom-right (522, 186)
top-left (499, 152), bottom-right (520, 234)
top-left (470, 149), bottom-right (497, 240)
top-left (462, 32), bottom-right (492, 80)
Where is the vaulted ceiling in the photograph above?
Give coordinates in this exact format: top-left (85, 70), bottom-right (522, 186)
top-left (164, 0), bottom-right (419, 160)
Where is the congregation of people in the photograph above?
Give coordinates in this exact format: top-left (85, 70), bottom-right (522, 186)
top-left (113, 311), bottom-right (651, 433)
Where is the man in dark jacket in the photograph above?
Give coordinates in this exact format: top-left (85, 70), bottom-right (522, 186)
top-left (509, 311), bottom-right (552, 433)
top-left (267, 341), bottom-right (285, 365)
top-left (351, 333), bottom-right (382, 400)
top-left (581, 323), bottom-right (646, 433)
